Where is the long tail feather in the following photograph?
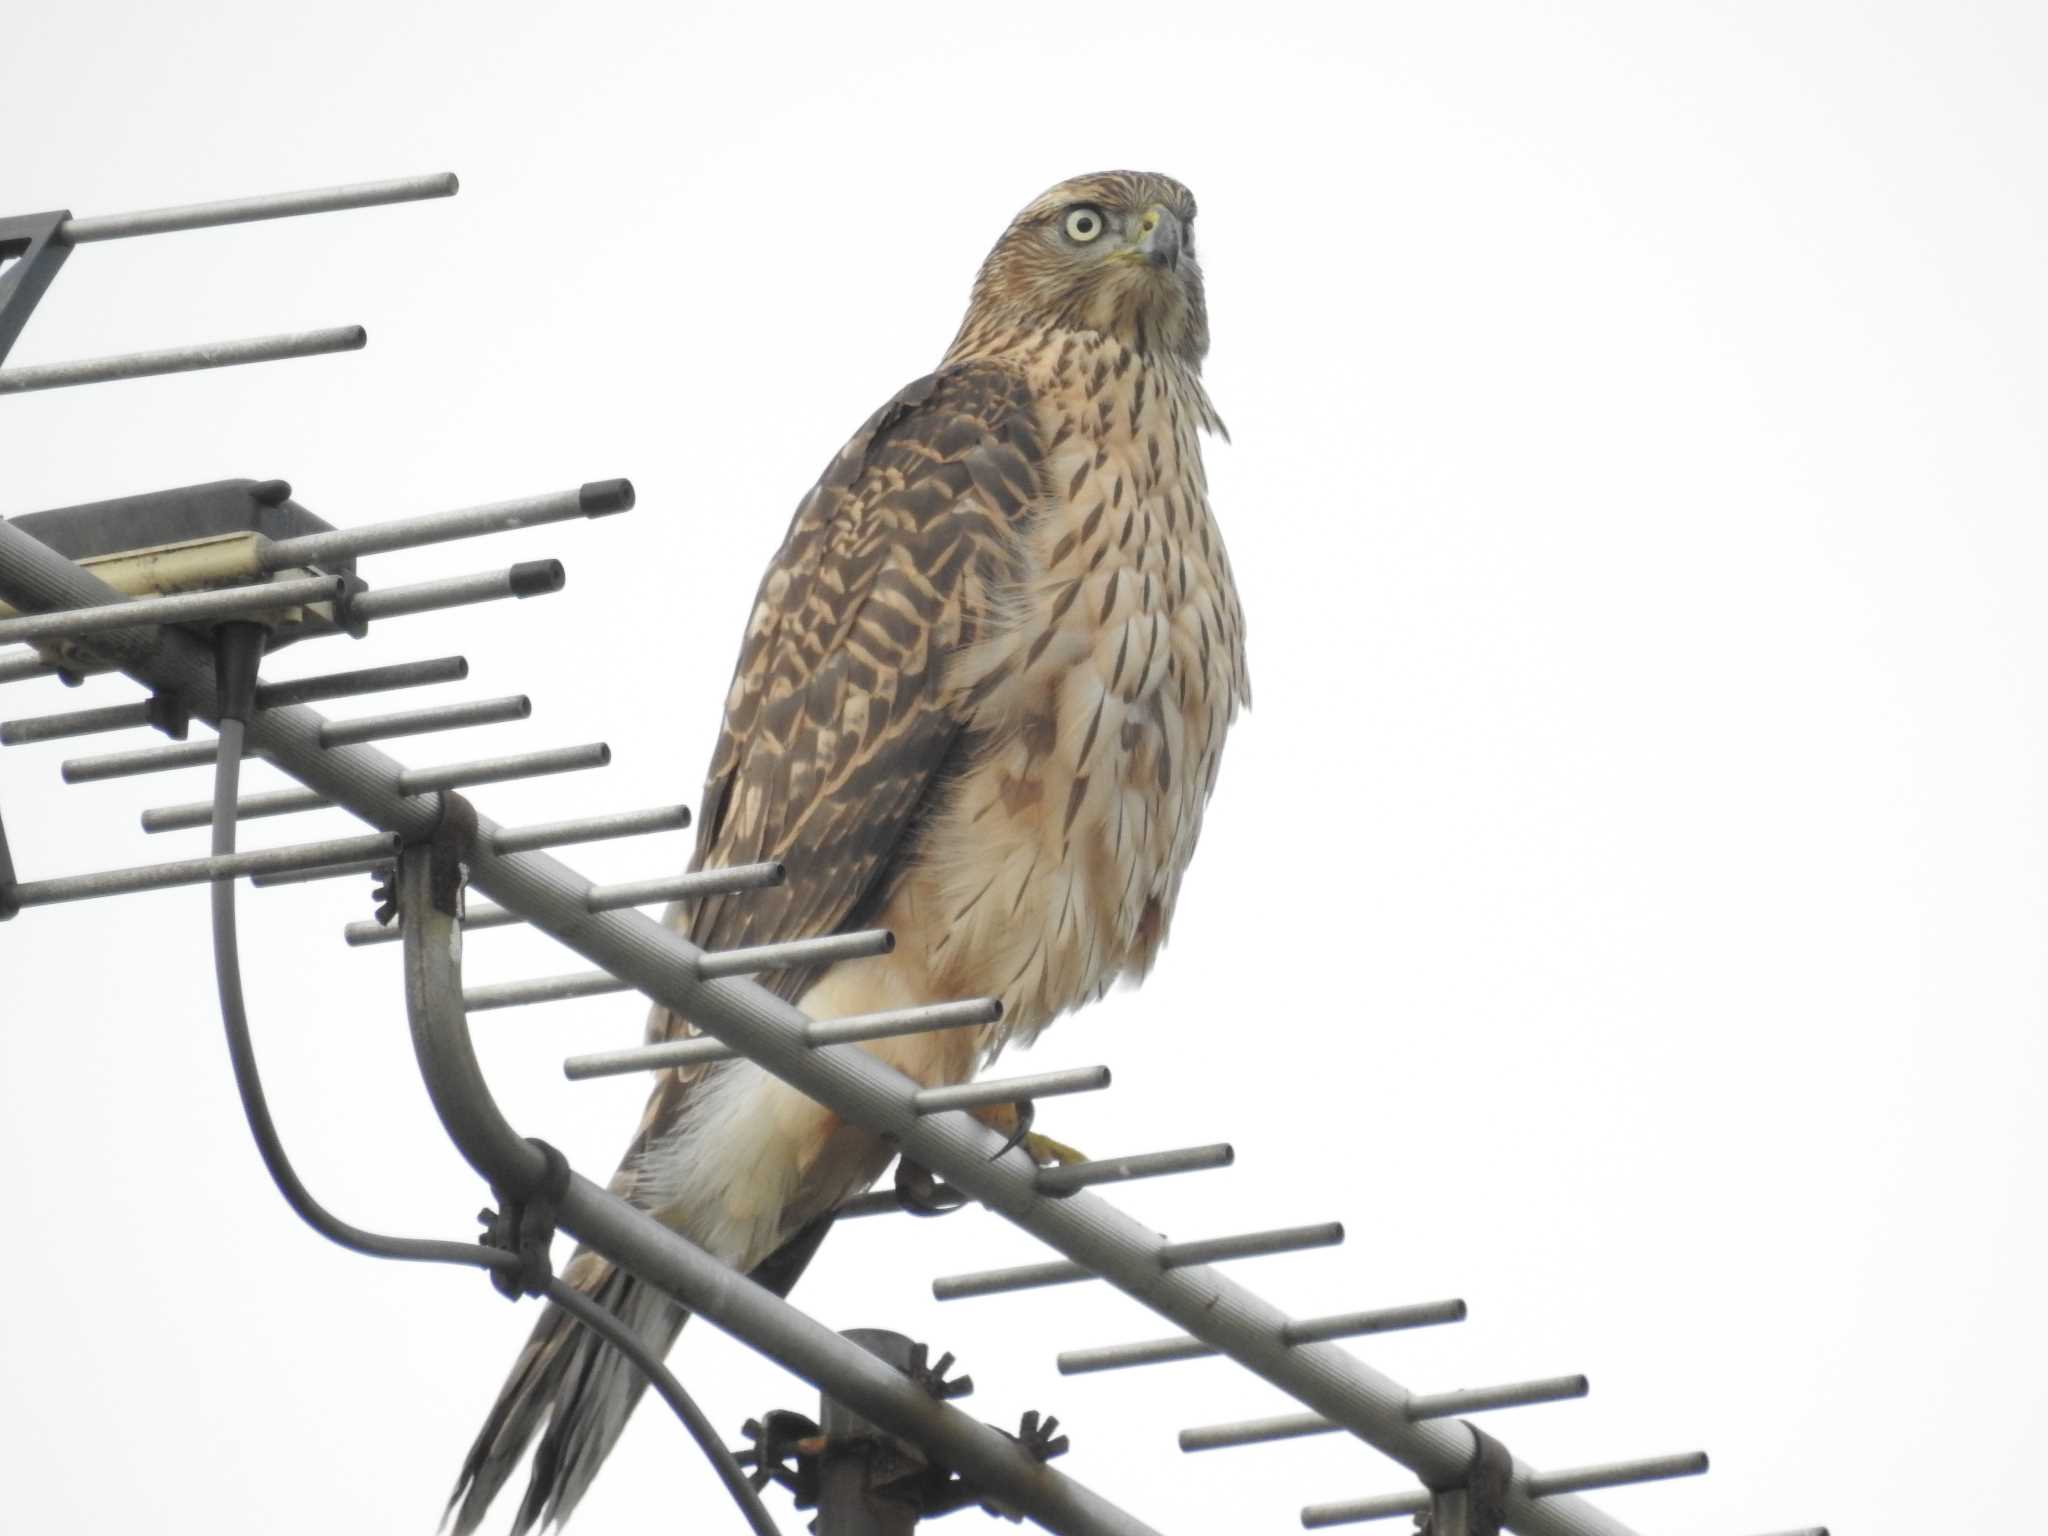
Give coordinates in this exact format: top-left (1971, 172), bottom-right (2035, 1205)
top-left (447, 1254), bottom-right (689, 1536)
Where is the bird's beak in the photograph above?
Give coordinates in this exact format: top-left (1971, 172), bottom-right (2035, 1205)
top-left (1133, 205), bottom-right (1182, 272)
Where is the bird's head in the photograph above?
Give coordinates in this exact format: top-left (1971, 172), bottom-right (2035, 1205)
top-left (947, 170), bottom-right (1209, 367)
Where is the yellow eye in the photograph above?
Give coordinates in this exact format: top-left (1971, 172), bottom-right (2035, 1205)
top-left (1064, 206), bottom-right (1105, 243)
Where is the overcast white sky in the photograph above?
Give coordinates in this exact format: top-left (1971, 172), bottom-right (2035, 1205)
top-left (3, 3), bottom-right (2044, 1533)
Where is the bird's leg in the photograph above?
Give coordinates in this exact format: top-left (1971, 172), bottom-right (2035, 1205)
top-left (973, 1100), bottom-right (1088, 1167)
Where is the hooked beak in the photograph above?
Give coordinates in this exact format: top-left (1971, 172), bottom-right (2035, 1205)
top-left (1134, 205), bottom-right (1182, 272)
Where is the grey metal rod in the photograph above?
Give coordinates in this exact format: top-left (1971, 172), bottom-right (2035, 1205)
top-left (353, 866), bottom-right (772, 951)
top-left (0, 573), bottom-right (344, 645)
top-left (1407, 1376), bottom-right (1588, 1422)
top-left (1035, 1143), bottom-right (1233, 1195)
top-left (563, 997), bottom-right (1002, 1080)
top-left (58, 172), bottom-right (459, 244)
top-left (913, 1067), bottom-right (1110, 1116)
top-left (399, 742), bottom-right (608, 794)
top-left (1286, 1303), bottom-right (1470, 1346)
top-left (466, 927), bottom-right (893, 1014)
top-left (143, 786), bottom-right (329, 831)
top-left (8, 661), bottom-right (460, 743)
top-left (464, 970), bottom-right (626, 1013)
top-left (1182, 1412), bottom-right (1335, 1453)
top-left (49, 673), bottom-right (469, 777)
top-left (64, 735), bottom-right (253, 782)
top-left (2, 698), bottom-right (151, 746)
top-left (393, 846), bottom-right (1162, 1536)
top-left (490, 803), bottom-right (691, 854)
top-left (769, 993), bottom-right (995, 1047)
top-left (21, 660), bottom-right (470, 761)
top-left (345, 860), bottom-right (777, 946)
top-left (140, 743), bottom-right (612, 832)
top-left (1160, 1222), bottom-right (1344, 1267)
top-left (254, 655), bottom-right (469, 709)
top-left (0, 513), bottom-right (1649, 1536)
top-left (0, 649), bottom-right (76, 686)
top-left (250, 855), bottom-right (390, 889)
top-left (586, 861), bottom-right (784, 911)
top-left (560, 1033), bottom-right (733, 1078)
top-left (317, 693), bottom-right (529, 747)
top-left (347, 561), bottom-right (564, 622)
top-left (3, 831), bottom-right (398, 908)
top-left (1058, 1300), bottom-right (1466, 1376)
top-left (1524, 1454), bottom-right (1708, 1498)
top-left (697, 928), bottom-right (893, 980)
top-left (1057, 1333), bottom-right (1214, 1375)
top-left (0, 326), bottom-right (366, 395)
top-left (934, 1223), bottom-right (1345, 1301)
top-left (1301, 1492), bottom-right (1431, 1529)
top-left (261, 482), bottom-right (633, 569)
top-left (1300, 1453), bottom-right (1717, 1529)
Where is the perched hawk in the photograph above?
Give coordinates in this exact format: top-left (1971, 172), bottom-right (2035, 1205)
top-left (449, 170), bottom-right (1249, 1532)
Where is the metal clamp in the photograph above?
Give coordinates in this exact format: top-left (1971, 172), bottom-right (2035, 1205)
top-left (477, 1138), bottom-right (570, 1301)
top-left (734, 1330), bottom-right (1067, 1535)
top-left (1422, 1428), bottom-right (1514, 1536)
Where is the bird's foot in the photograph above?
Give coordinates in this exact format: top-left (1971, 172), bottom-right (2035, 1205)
top-left (973, 1100), bottom-right (1088, 1167)
top-left (893, 1157), bottom-right (967, 1216)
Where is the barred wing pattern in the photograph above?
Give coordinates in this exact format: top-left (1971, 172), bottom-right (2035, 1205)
top-left (637, 361), bottom-right (1045, 1109)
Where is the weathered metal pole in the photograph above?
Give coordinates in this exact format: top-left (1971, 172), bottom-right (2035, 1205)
top-left (817, 1330), bottom-right (926, 1536)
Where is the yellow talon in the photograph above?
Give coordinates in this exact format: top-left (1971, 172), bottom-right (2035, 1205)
top-left (1020, 1130), bottom-right (1088, 1168)
top-left (971, 1102), bottom-right (1089, 1167)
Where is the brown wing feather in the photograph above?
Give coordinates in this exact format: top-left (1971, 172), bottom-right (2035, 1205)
top-left (611, 361), bottom-right (1044, 1193)
top-left (669, 362), bottom-right (1042, 1004)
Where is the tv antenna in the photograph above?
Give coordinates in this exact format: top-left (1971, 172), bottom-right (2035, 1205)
top-left (0, 170), bottom-right (1825, 1536)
